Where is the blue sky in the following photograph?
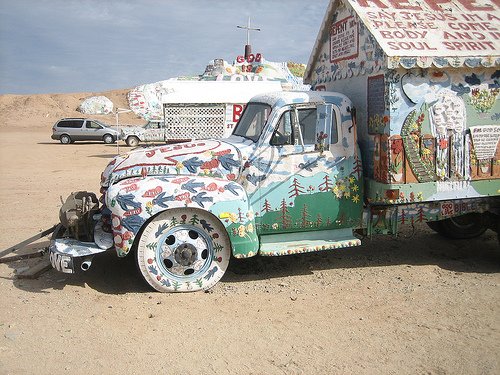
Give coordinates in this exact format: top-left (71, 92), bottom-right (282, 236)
top-left (0, 0), bottom-right (329, 94)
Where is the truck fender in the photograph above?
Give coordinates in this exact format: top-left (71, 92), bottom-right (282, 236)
top-left (105, 175), bottom-right (259, 258)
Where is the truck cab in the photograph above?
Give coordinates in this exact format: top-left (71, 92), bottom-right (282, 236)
top-left (50, 91), bottom-right (363, 292)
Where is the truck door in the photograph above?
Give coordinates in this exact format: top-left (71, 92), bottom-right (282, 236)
top-left (251, 103), bottom-right (361, 235)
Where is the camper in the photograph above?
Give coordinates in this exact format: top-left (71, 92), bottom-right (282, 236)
top-left (121, 80), bottom-right (284, 146)
top-left (48, 0), bottom-right (499, 292)
top-left (303, 0), bottom-right (500, 237)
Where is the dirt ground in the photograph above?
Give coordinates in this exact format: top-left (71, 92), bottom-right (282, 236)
top-left (0, 95), bottom-right (499, 374)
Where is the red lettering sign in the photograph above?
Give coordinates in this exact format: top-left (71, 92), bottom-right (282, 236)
top-left (233, 104), bottom-right (244, 123)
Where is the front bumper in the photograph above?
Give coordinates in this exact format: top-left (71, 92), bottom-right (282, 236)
top-left (49, 238), bottom-right (107, 273)
top-left (49, 220), bottom-right (114, 274)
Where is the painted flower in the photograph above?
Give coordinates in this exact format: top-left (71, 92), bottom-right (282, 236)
top-left (228, 213), bottom-right (238, 223)
top-left (349, 176), bottom-right (355, 184)
top-left (272, 223), bottom-right (279, 230)
top-left (246, 223), bottom-right (254, 233)
top-left (352, 194), bottom-right (360, 203)
top-left (439, 139), bottom-right (448, 150)
top-left (351, 184), bottom-right (359, 192)
top-left (246, 211), bottom-right (254, 220)
top-left (238, 225), bottom-right (246, 237)
top-left (391, 139), bottom-right (403, 154)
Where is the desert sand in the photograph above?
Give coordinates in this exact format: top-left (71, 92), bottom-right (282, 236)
top-left (0, 91), bottom-right (499, 374)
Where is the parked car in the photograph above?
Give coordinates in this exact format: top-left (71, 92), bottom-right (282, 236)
top-left (51, 118), bottom-right (120, 144)
top-left (120, 120), bottom-right (165, 147)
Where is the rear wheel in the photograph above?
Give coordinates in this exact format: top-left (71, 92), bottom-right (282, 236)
top-left (103, 134), bottom-right (115, 144)
top-left (126, 136), bottom-right (140, 147)
top-left (136, 208), bottom-right (231, 292)
top-left (428, 213), bottom-right (488, 239)
top-left (60, 134), bottom-right (71, 144)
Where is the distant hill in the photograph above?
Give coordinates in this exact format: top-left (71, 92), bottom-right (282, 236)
top-left (0, 89), bottom-right (144, 130)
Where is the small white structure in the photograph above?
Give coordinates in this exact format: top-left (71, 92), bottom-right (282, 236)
top-left (78, 96), bottom-right (114, 115)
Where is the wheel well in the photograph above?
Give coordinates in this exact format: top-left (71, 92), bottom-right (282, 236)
top-left (126, 207), bottom-right (231, 258)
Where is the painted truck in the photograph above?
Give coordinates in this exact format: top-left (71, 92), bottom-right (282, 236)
top-left (121, 80), bottom-right (283, 146)
top-left (48, 0), bottom-right (500, 293)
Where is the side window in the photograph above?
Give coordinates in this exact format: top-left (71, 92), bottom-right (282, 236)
top-left (271, 107), bottom-right (317, 146)
top-left (86, 121), bottom-right (102, 129)
top-left (330, 110), bottom-right (338, 145)
top-left (316, 104), bottom-right (339, 150)
top-left (298, 108), bottom-right (316, 145)
top-left (58, 120), bottom-right (83, 128)
top-left (271, 111), bottom-right (293, 146)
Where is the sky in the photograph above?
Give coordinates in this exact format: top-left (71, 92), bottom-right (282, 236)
top-left (0, 0), bottom-right (330, 95)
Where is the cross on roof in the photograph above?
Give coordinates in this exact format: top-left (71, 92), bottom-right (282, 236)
top-left (237, 17), bottom-right (261, 46)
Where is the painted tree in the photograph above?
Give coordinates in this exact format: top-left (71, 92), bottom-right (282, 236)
top-left (189, 214), bottom-right (199, 225)
top-left (316, 214), bottom-right (323, 227)
top-left (261, 199), bottom-right (272, 214)
top-left (238, 208), bottom-right (244, 223)
top-left (319, 174), bottom-right (333, 192)
top-left (353, 156), bottom-right (363, 179)
top-left (399, 209), bottom-right (406, 225)
top-left (213, 242), bottom-right (224, 253)
top-left (417, 207), bottom-right (426, 223)
top-left (301, 204), bottom-right (310, 228)
top-left (279, 199), bottom-right (292, 229)
top-left (289, 178), bottom-right (305, 198)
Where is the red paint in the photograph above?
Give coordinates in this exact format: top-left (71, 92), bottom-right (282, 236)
top-left (142, 186), bottom-right (163, 198)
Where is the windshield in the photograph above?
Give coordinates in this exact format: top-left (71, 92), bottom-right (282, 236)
top-left (232, 103), bottom-right (271, 142)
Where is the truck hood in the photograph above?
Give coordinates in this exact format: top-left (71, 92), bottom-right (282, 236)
top-left (102, 138), bottom-right (253, 187)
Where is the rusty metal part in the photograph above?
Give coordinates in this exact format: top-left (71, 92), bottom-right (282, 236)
top-left (59, 191), bottom-right (99, 241)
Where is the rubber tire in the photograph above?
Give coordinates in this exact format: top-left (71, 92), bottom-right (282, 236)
top-left (60, 134), bottom-right (71, 144)
top-left (136, 208), bottom-right (231, 292)
top-left (433, 213), bottom-right (488, 239)
top-left (126, 136), bottom-right (140, 147)
top-left (426, 221), bottom-right (443, 233)
top-left (103, 134), bottom-right (115, 144)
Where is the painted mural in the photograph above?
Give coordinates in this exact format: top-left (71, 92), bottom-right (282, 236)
top-left (305, 0), bottom-right (500, 204)
top-left (127, 56), bottom-right (309, 121)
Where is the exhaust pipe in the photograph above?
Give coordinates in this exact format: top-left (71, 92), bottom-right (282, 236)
top-left (80, 258), bottom-right (93, 271)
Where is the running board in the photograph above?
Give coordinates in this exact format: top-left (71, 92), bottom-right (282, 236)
top-left (259, 228), bottom-right (361, 257)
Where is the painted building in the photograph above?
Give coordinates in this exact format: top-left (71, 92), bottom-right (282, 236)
top-left (304, 0), bottom-right (500, 205)
top-left (128, 55), bottom-right (309, 121)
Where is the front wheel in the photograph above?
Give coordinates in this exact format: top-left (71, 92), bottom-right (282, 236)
top-left (103, 134), bottom-right (115, 144)
top-left (126, 136), bottom-right (140, 147)
top-left (136, 208), bottom-right (231, 292)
